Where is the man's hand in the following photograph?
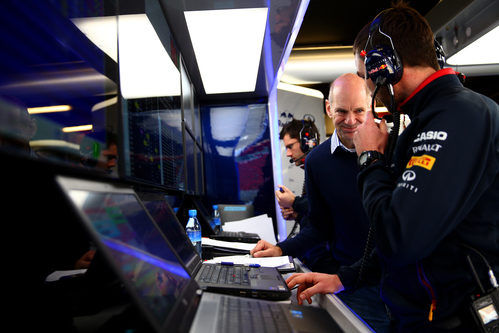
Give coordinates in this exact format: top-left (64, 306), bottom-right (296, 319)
top-left (250, 240), bottom-right (283, 257)
top-left (353, 109), bottom-right (389, 156)
top-left (281, 206), bottom-right (298, 220)
top-left (275, 185), bottom-right (296, 208)
top-left (74, 249), bottom-right (96, 269)
top-left (286, 273), bottom-right (344, 305)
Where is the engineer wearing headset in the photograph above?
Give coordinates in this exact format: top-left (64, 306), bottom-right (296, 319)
top-left (252, 73), bottom-right (390, 333)
top-left (276, 117), bottom-right (317, 227)
top-left (286, 2), bottom-right (499, 332)
top-left (274, 118), bottom-right (331, 271)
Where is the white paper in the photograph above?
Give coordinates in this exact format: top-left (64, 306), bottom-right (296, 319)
top-left (201, 238), bottom-right (256, 251)
top-left (205, 254), bottom-right (292, 268)
top-left (45, 269), bottom-right (87, 282)
top-left (222, 214), bottom-right (277, 245)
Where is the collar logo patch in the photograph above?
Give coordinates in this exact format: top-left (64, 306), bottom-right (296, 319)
top-left (406, 154), bottom-right (436, 170)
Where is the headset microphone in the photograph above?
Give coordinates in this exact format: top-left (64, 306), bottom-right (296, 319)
top-left (289, 154), bottom-right (306, 165)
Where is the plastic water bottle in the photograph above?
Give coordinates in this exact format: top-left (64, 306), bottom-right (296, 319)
top-left (212, 204), bottom-right (221, 233)
top-left (186, 209), bottom-right (202, 257)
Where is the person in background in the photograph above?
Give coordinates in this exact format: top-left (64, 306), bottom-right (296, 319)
top-left (253, 73), bottom-right (390, 332)
top-left (275, 118), bottom-right (329, 270)
top-left (286, 2), bottom-right (499, 332)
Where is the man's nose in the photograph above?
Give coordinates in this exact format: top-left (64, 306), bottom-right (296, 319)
top-left (345, 112), bottom-right (356, 124)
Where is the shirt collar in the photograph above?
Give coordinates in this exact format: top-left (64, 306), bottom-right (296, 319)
top-left (397, 68), bottom-right (458, 112)
top-left (331, 130), bottom-right (356, 154)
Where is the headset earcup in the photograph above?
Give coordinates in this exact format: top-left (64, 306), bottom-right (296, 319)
top-left (300, 134), bottom-right (309, 153)
top-left (365, 46), bottom-right (403, 85)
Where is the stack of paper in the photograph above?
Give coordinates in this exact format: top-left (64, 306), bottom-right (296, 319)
top-left (222, 214), bottom-right (276, 244)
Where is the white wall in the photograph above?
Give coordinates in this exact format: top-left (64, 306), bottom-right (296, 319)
top-left (276, 84), bottom-right (325, 237)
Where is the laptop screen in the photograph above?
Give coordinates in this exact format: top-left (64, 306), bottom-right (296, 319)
top-left (66, 188), bottom-right (192, 328)
top-left (140, 197), bottom-right (200, 273)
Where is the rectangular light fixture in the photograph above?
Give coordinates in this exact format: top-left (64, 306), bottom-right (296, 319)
top-left (185, 8), bottom-right (268, 94)
top-left (277, 82), bottom-right (324, 99)
top-left (72, 16), bottom-right (118, 62)
top-left (72, 14), bottom-right (180, 99)
top-left (118, 14), bottom-right (180, 99)
top-left (62, 124), bottom-right (93, 133)
top-left (447, 25), bottom-right (499, 66)
top-left (27, 105), bottom-right (72, 114)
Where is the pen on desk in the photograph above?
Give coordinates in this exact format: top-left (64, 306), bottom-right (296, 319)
top-left (220, 261), bottom-right (234, 266)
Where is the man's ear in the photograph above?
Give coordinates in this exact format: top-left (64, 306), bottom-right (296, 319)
top-left (325, 99), bottom-right (333, 118)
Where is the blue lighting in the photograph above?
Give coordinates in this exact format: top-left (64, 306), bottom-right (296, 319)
top-left (103, 237), bottom-right (190, 279)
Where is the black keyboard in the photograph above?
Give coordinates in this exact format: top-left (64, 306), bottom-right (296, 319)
top-left (217, 295), bottom-right (291, 333)
top-left (210, 231), bottom-right (260, 243)
top-left (199, 264), bottom-right (250, 285)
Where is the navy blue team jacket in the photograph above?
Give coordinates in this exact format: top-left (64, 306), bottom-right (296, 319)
top-left (339, 69), bottom-right (499, 332)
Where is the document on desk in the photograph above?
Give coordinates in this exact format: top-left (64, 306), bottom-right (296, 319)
top-left (204, 255), bottom-right (295, 272)
top-left (201, 238), bottom-right (256, 251)
top-left (223, 214), bottom-right (277, 245)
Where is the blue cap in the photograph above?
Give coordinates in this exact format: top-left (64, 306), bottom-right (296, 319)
top-left (212, 204), bottom-right (218, 209)
top-left (188, 209), bottom-right (197, 217)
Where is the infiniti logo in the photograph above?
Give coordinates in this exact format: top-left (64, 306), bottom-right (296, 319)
top-left (402, 170), bottom-right (416, 181)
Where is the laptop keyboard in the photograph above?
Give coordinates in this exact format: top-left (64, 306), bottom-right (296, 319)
top-left (218, 231), bottom-right (241, 237)
top-left (217, 295), bottom-right (291, 333)
top-left (199, 264), bottom-right (251, 285)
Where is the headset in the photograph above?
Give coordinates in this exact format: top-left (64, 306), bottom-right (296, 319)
top-left (299, 114), bottom-right (318, 154)
top-left (363, 10), bottom-right (403, 88)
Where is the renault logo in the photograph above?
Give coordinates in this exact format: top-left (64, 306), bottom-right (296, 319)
top-left (402, 170), bottom-right (416, 181)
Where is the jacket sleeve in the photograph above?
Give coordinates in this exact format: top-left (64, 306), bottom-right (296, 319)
top-left (292, 195), bottom-right (308, 216)
top-left (359, 100), bottom-right (498, 266)
top-left (277, 222), bottom-right (325, 257)
top-left (337, 248), bottom-right (381, 291)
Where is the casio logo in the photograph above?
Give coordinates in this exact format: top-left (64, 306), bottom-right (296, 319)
top-left (414, 131), bottom-right (448, 143)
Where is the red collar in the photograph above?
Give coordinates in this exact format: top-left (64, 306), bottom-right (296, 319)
top-left (397, 68), bottom-right (458, 111)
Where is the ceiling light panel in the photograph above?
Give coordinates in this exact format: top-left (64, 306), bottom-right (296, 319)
top-left (118, 14), bottom-right (180, 99)
top-left (447, 25), bottom-right (499, 66)
top-left (185, 8), bottom-right (268, 94)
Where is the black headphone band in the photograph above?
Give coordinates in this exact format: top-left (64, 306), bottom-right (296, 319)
top-left (363, 8), bottom-right (403, 86)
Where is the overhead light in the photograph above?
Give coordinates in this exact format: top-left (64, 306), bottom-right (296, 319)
top-left (72, 16), bottom-right (118, 62)
top-left (185, 8), bottom-right (268, 94)
top-left (62, 124), bottom-right (93, 133)
top-left (72, 14), bottom-right (180, 99)
top-left (91, 96), bottom-right (118, 112)
top-left (277, 82), bottom-right (324, 99)
top-left (375, 106), bottom-right (388, 113)
top-left (27, 105), bottom-right (72, 114)
top-left (118, 14), bottom-right (180, 99)
top-left (281, 47), bottom-right (356, 85)
top-left (447, 25), bottom-right (499, 66)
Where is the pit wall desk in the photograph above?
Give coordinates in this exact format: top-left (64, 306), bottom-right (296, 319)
top-left (292, 258), bottom-right (374, 333)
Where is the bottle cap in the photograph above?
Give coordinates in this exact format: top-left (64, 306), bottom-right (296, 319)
top-left (213, 204), bottom-right (218, 210)
top-left (188, 209), bottom-right (197, 217)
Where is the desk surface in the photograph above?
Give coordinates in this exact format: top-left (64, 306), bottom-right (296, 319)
top-left (292, 259), bottom-right (374, 333)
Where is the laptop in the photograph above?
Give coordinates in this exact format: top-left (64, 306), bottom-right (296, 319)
top-left (56, 176), bottom-right (289, 301)
top-left (56, 175), bottom-right (343, 333)
top-left (191, 198), bottom-right (261, 243)
top-left (135, 191), bottom-right (289, 300)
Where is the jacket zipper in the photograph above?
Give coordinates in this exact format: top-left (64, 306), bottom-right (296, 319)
top-left (417, 262), bottom-right (437, 321)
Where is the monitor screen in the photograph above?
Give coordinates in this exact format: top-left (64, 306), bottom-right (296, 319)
top-left (123, 97), bottom-right (184, 190)
top-left (139, 196), bottom-right (199, 272)
top-left (67, 189), bottom-right (190, 326)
